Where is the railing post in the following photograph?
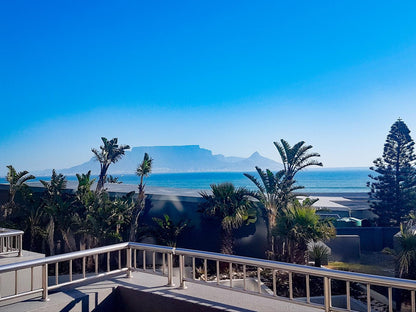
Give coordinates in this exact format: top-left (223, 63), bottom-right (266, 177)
top-left (166, 252), bottom-right (175, 287)
top-left (126, 247), bottom-right (132, 278)
top-left (18, 234), bottom-right (23, 257)
top-left (324, 276), bottom-right (331, 312)
top-left (179, 255), bottom-right (187, 289)
top-left (42, 263), bottom-right (49, 301)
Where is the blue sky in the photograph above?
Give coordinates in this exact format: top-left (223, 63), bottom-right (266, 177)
top-left (1, 1), bottom-right (416, 174)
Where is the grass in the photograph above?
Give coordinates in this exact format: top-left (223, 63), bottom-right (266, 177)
top-left (326, 262), bottom-right (386, 275)
top-left (325, 251), bottom-right (396, 277)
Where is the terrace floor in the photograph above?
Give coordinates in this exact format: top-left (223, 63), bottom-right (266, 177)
top-left (0, 270), bottom-right (322, 312)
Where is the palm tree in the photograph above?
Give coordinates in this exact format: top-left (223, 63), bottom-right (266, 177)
top-left (385, 217), bottom-right (416, 280)
top-left (245, 139), bottom-right (322, 257)
top-left (152, 214), bottom-right (190, 247)
top-left (4, 165), bottom-right (35, 213)
top-left (396, 227), bottom-right (416, 280)
top-left (274, 139), bottom-right (323, 181)
top-left (76, 171), bottom-right (96, 199)
top-left (40, 170), bottom-right (69, 255)
top-left (84, 191), bottom-right (135, 246)
top-left (72, 171), bottom-right (96, 251)
top-left (244, 167), bottom-right (300, 255)
top-left (309, 243), bottom-right (331, 267)
top-left (273, 198), bottom-right (335, 263)
top-left (129, 153), bottom-right (153, 241)
top-left (199, 183), bottom-right (256, 254)
top-left (25, 205), bottom-right (45, 251)
top-left (92, 137), bottom-right (130, 192)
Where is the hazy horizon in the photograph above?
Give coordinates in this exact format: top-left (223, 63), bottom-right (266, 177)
top-left (0, 143), bottom-right (371, 176)
top-left (2, 1), bottom-right (416, 175)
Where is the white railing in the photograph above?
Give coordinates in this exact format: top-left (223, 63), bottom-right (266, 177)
top-left (0, 228), bottom-right (23, 256)
top-left (1, 242), bottom-right (416, 312)
top-left (174, 247), bottom-right (416, 312)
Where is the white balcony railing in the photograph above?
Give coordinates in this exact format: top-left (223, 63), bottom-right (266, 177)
top-left (0, 242), bottom-right (415, 312)
top-left (0, 228), bottom-right (23, 256)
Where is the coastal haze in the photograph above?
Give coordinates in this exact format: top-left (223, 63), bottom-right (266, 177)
top-left (34, 145), bottom-right (282, 175)
top-left (9, 144), bottom-right (368, 193)
top-left (0, 144), bottom-right (371, 193)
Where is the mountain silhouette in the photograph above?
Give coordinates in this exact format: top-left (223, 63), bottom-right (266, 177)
top-left (36, 145), bottom-right (282, 175)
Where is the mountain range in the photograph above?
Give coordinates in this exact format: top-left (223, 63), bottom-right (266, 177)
top-left (35, 145), bottom-right (282, 175)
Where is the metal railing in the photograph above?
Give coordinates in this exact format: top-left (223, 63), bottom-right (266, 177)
top-left (0, 228), bottom-right (23, 256)
top-left (0, 242), bottom-right (175, 303)
top-left (1, 242), bottom-right (416, 312)
top-left (174, 247), bottom-right (416, 312)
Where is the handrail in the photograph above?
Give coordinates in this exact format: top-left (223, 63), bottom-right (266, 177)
top-left (127, 242), bottom-right (174, 254)
top-left (0, 228), bottom-right (24, 237)
top-left (0, 242), bottom-right (175, 304)
top-left (1, 242), bottom-right (416, 312)
top-left (0, 242), bottom-right (129, 273)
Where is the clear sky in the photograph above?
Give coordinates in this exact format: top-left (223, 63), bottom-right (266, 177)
top-left (1, 1), bottom-right (416, 175)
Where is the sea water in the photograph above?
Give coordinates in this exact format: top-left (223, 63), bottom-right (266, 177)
top-left (0, 169), bottom-right (372, 193)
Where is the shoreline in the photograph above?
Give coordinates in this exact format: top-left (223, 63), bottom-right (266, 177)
top-left (1, 181), bottom-right (369, 198)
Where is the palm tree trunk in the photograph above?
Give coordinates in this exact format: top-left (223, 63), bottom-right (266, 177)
top-left (96, 164), bottom-right (109, 192)
top-left (266, 208), bottom-right (278, 257)
top-left (221, 228), bottom-right (234, 255)
top-left (129, 184), bottom-right (145, 242)
top-left (46, 218), bottom-right (55, 256)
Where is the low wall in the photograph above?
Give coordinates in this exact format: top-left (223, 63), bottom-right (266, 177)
top-left (94, 286), bottom-right (225, 312)
top-left (141, 193), bottom-right (268, 258)
top-left (335, 227), bottom-right (399, 251)
top-left (326, 235), bottom-right (360, 263)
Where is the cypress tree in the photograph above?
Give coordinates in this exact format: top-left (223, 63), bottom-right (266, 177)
top-left (368, 119), bottom-right (416, 226)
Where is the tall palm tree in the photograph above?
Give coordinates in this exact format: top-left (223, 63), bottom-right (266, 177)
top-left (245, 139), bottom-right (322, 257)
top-left (274, 139), bottom-right (323, 181)
top-left (244, 167), bottom-right (300, 254)
top-left (200, 183), bottom-right (256, 254)
top-left (40, 170), bottom-right (69, 255)
top-left (5, 165), bottom-right (35, 207)
top-left (129, 153), bottom-right (153, 241)
top-left (92, 137), bottom-right (130, 192)
top-left (71, 171), bottom-right (97, 251)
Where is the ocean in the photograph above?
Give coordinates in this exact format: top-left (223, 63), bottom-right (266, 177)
top-left (0, 169), bottom-right (372, 193)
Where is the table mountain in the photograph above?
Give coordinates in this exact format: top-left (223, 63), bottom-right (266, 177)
top-left (40, 145), bottom-right (282, 175)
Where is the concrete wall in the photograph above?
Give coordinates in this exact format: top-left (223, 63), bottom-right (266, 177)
top-left (326, 235), bottom-right (360, 263)
top-left (336, 227), bottom-right (399, 251)
top-left (94, 286), bottom-right (225, 312)
top-left (141, 194), bottom-right (268, 259)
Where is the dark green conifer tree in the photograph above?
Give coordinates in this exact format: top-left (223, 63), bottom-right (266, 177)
top-left (368, 119), bottom-right (416, 226)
